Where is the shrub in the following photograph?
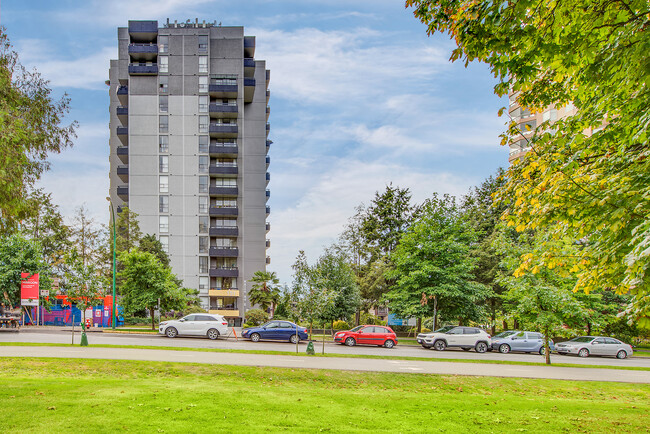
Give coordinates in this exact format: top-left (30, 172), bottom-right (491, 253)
top-left (333, 320), bottom-right (350, 330)
top-left (244, 308), bottom-right (268, 327)
top-left (420, 327), bottom-right (431, 333)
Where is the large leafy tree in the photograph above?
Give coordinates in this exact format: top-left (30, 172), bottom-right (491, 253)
top-left (0, 30), bottom-right (76, 232)
top-left (248, 270), bottom-right (280, 317)
top-left (63, 250), bottom-right (106, 326)
top-left (0, 233), bottom-right (51, 307)
top-left (405, 1), bottom-right (650, 324)
top-left (386, 194), bottom-right (489, 329)
top-left (115, 206), bottom-right (142, 254)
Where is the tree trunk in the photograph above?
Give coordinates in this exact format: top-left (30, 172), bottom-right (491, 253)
top-left (490, 300), bottom-right (496, 335)
top-left (544, 326), bottom-right (551, 365)
top-left (503, 319), bottom-right (507, 330)
top-left (586, 321), bottom-right (591, 335)
top-left (416, 317), bottom-right (421, 334)
top-left (355, 309), bottom-right (360, 326)
top-left (433, 311), bottom-right (438, 331)
top-left (150, 307), bottom-right (155, 330)
top-left (513, 319), bottom-right (519, 329)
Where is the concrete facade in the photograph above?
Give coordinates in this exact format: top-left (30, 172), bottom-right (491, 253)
top-left (108, 20), bottom-right (271, 326)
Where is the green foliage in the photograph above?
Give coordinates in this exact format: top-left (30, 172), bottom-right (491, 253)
top-left (139, 234), bottom-right (170, 267)
top-left (63, 249), bottom-right (106, 323)
top-left (0, 30), bottom-right (76, 233)
top-left (359, 312), bottom-right (386, 326)
top-left (332, 320), bottom-right (350, 330)
top-left (115, 206), bottom-right (142, 254)
top-left (386, 194), bottom-right (489, 327)
top-left (0, 233), bottom-right (51, 306)
top-left (314, 245), bottom-right (360, 324)
top-left (244, 308), bottom-right (268, 327)
top-left (288, 250), bottom-right (336, 331)
top-left (406, 0), bottom-right (650, 325)
top-left (248, 270), bottom-right (280, 317)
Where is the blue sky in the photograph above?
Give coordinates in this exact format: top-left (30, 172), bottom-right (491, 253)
top-left (2, 0), bottom-right (508, 284)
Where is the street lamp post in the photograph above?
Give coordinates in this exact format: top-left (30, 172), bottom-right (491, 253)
top-left (106, 197), bottom-right (117, 330)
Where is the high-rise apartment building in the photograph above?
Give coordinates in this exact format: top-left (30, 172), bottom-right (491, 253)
top-left (108, 20), bottom-right (271, 326)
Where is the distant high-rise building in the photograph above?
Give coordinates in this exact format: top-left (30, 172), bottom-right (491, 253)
top-left (108, 20), bottom-right (271, 326)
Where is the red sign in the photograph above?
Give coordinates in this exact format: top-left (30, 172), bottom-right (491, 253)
top-left (21, 273), bottom-right (39, 306)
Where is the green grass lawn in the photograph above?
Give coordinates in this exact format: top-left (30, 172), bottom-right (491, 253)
top-left (0, 358), bottom-right (648, 433)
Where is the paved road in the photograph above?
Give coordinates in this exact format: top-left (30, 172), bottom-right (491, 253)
top-left (1, 345), bottom-right (649, 383)
top-left (2, 328), bottom-right (649, 368)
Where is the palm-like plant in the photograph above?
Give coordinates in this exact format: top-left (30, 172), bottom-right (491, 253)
top-left (248, 271), bottom-right (280, 318)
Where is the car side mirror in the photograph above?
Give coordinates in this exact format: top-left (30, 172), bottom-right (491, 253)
top-left (179, 319), bottom-right (185, 322)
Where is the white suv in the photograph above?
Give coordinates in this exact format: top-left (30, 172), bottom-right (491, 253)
top-left (417, 326), bottom-right (492, 353)
top-left (159, 313), bottom-right (229, 339)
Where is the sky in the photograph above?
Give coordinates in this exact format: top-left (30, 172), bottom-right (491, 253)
top-left (1, 0), bottom-right (509, 285)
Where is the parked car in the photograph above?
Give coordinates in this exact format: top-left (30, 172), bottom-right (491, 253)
top-left (491, 330), bottom-right (554, 355)
top-left (241, 320), bottom-right (309, 343)
top-left (159, 313), bottom-right (229, 339)
top-left (417, 326), bottom-right (491, 353)
top-left (334, 325), bottom-right (398, 348)
top-left (555, 336), bottom-right (633, 359)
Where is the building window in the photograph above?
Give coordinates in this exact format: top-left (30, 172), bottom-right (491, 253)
top-left (159, 56), bottom-right (168, 73)
top-left (214, 238), bottom-right (236, 248)
top-left (198, 136), bottom-right (209, 153)
top-left (159, 175), bottom-right (169, 193)
top-left (211, 76), bottom-right (236, 86)
top-left (199, 256), bottom-right (208, 273)
top-left (543, 109), bottom-right (558, 122)
top-left (198, 36), bottom-right (208, 53)
top-left (199, 115), bottom-right (209, 133)
top-left (159, 76), bottom-right (168, 93)
top-left (199, 95), bottom-right (208, 113)
top-left (212, 198), bottom-right (236, 208)
top-left (159, 135), bottom-right (169, 153)
top-left (159, 36), bottom-right (169, 53)
top-left (199, 236), bottom-right (208, 253)
top-left (198, 155), bottom-right (209, 173)
top-left (159, 95), bottom-right (168, 113)
top-left (159, 216), bottom-right (169, 233)
top-left (215, 218), bottom-right (236, 227)
top-left (159, 115), bottom-right (168, 133)
top-left (159, 195), bottom-right (169, 213)
top-left (199, 176), bottom-right (208, 193)
top-left (199, 276), bottom-right (208, 290)
top-left (199, 56), bottom-right (208, 73)
top-left (199, 216), bottom-right (209, 233)
top-left (199, 196), bottom-right (208, 213)
top-left (198, 76), bottom-right (208, 93)
top-left (160, 235), bottom-right (169, 253)
top-left (214, 177), bottom-right (236, 187)
top-left (159, 155), bottom-right (169, 173)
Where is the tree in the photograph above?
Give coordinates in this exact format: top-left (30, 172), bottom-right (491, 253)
top-left (406, 0), bottom-right (650, 325)
top-left (70, 205), bottom-right (102, 268)
top-left (248, 270), bottom-right (280, 317)
top-left (118, 249), bottom-right (186, 330)
top-left (63, 250), bottom-right (106, 326)
top-left (0, 30), bottom-right (76, 233)
top-left (386, 194), bottom-right (489, 330)
top-left (0, 233), bottom-right (51, 307)
top-left (139, 234), bottom-right (170, 267)
top-left (244, 308), bottom-right (269, 327)
top-left (115, 206), bottom-right (142, 254)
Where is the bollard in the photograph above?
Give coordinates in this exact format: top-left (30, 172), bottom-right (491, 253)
top-left (305, 340), bottom-right (315, 355)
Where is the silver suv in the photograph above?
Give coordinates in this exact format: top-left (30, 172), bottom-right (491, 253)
top-left (417, 325), bottom-right (492, 353)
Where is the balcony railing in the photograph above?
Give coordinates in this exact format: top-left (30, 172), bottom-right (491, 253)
top-left (128, 20), bottom-right (158, 34)
top-left (128, 43), bottom-right (159, 54)
top-left (209, 144), bottom-right (238, 155)
top-left (209, 123), bottom-right (238, 137)
top-left (209, 226), bottom-right (239, 237)
top-left (128, 63), bottom-right (158, 75)
top-left (209, 186), bottom-right (238, 196)
top-left (209, 164), bottom-right (238, 176)
top-left (209, 206), bottom-right (238, 216)
top-left (209, 247), bottom-right (239, 257)
top-left (209, 267), bottom-right (239, 278)
top-left (116, 106), bottom-right (128, 116)
top-left (244, 58), bottom-right (255, 68)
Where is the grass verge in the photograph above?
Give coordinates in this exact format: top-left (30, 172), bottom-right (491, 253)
top-left (1, 342), bottom-right (648, 371)
top-left (0, 357), bottom-right (648, 433)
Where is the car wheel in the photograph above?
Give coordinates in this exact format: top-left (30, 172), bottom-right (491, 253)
top-left (578, 348), bottom-right (589, 358)
top-left (250, 333), bottom-right (261, 342)
top-left (462, 348), bottom-right (471, 352)
top-left (290, 334), bottom-right (299, 344)
top-left (434, 340), bottom-right (446, 351)
top-left (475, 342), bottom-right (488, 353)
top-left (499, 344), bottom-right (511, 354)
top-left (384, 340), bottom-right (395, 349)
top-left (345, 337), bottom-right (356, 347)
top-left (165, 327), bottom-right (178, 338)
top-left (616, 350), bottom-right (627, 359)
top-left (207, 328), bottom-right (219, 340)
top-left (539, 347), bottom-right (546, 356)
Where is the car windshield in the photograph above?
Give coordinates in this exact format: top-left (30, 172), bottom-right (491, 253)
top-left (570, 337), bottom-right (594, 343)
top-left (350, 325), bottom-right (364, 332)
top-left (433, 326), bottom-right (455, 333)
top-left (494, 331), bottom-right (517, 338)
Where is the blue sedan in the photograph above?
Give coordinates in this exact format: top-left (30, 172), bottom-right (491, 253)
top-left (241, 320), bottom-right (309, 343)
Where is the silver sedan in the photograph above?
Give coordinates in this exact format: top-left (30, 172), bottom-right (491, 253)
top-left (555, 336), bottom-right (634, 359)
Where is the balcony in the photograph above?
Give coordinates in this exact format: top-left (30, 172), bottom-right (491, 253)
top-left (128, 20), bottom-right (158, 37)
top-left (209, 309), bottom-right (240, 317)
top-left (266, 155), bottom-right (270, 166)
top-left (117, 85), bottom-right (128, 95)
top-left (266, 222), bottom-right (270, 232)
top-left (209, 83), bottom-right (238, 98)
top-left (266, 256), bottom-right (271, 265)
top-left (244, 77), bottom-right (255, 103)
top-left (128, 43), bottom-right (158, 60)
top-left (266, 239), bottom-right (271, 248)
top-left (209, 206), bottom-right (238, 217)
top-left (266, 69), bottom-right (270, 85)
top-left (117, 205), bottom-right (125, 214)
top-left (209, 267), bottom-right (239, 278)
top-left (266, 172), bottom-right (270, 181)
top-left (209, 164), bottom-right (238, 176)
top-left (117, 185), bottom-right (129, 200)
top-left (209, 289), bottom-right (240, 297)
top-left (244, 36), bottom-right (255, 57)
top-left (265, 189), bottom-right (270, 199)
top-left (117, 165), bottom-right (128, 181)
top-left (116, 106), bottom-right (128, 123)
top-left (209, 143), bottom-right (238, 156)
top-left (209, 247), bottom-right (239, 257)
top-left (116, 146), bottom-right (128, 163)
top-left (209, 103), bottom-right (238, 118)
top-left (209, 226), bottom-right (239, 237)
top-left (209, 186), bottom-right (238, 196)
top-left (266, 89), bottom-right (270, 103)
top-left (209, 123), bottom-right (238, 138)
top-left (266, 105), bottom-right (270, 121)
top-left (244, 57), bottom-right (255, 77)
top-left (117, 126), bottom-right (128, 145)
top-left (129, 63), bottom-right (158, 75)
top-left (266, 206), bottom-right (270, 215)
top-left (266, 140), bottom-right (272, 150)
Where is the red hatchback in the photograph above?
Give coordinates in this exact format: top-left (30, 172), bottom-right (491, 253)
top-left (334, 325), bottom-right (398, 348)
